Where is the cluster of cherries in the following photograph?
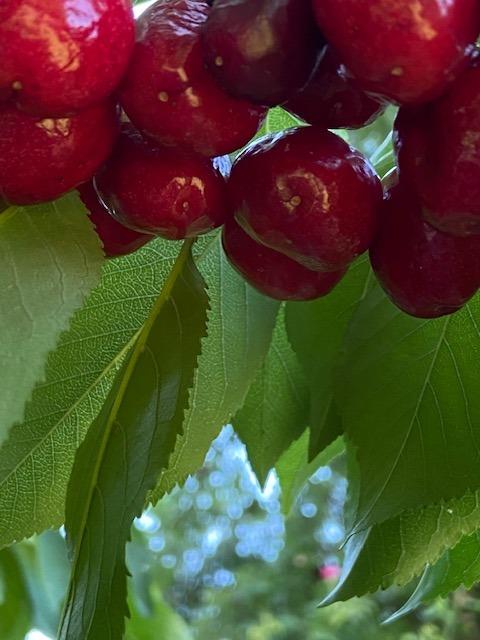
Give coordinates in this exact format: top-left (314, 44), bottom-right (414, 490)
top-left (2, 0), bottom-right (480, 319)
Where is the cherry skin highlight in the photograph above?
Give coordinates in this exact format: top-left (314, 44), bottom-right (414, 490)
top-left (95, 125), bottom-right (228, 240)
top-left (228, 127), bottom-right (383, 272)
top-left (312, 0), bottom-right (480, 105)
top-left (222, 219), bottom-right (346, 301)
top-left (370, 182), bottom-right (480, 319)
top-left (285, 47), bottom-right (386, 129)
top-left (120, 0), bottom-right (266, 157)
top-left (78, 182), bottom-right (152, 258)
top-left (0, 101), bottom-right (119, 205)
top-left (0, 0), bottom-right (134, 116)
top-left (201, 0), bottom-right (325, 107)
top-left (395, 59), bottom-right (480, 236)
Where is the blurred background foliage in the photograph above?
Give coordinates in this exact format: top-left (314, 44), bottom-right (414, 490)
top-left (4, 424), bottom-right (480, 640)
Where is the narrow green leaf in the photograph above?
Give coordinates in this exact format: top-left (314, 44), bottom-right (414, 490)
top-left (386, 532), bottom-right (480, 623)
top-left (277, 432), bottom-right (345, 514)
top-left (338, 282), bottom-right (480, 533)
top-left (154, 235), bottom-right (279, 498)
top-left (58, 242), bottom-right (208, 640)
top-left (286, 256), bottom-right (373, 458)
top-left (0, 194), bottom-right (103, 445)
top-left (322, 489), bottom-right (480, 605)
top-left (234, 306), bottom-right (308, 486)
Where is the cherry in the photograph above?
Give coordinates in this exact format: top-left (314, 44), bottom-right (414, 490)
top-left (120, 0), bottom-right (266, 157)
top-left (0, 0), bottom-right (134, 117)
top-left (222, 219), bottom-right (346, 301)
top-left (228, 126), bottom-right (382, 272)
top-left (95, 125), bottom-right (228, 240)
top-left (312, 0), bottom-right (480, 105)
top-left (370, 181), bottom-right (480, 319)
top-left (78, 182), bottom-right (151, 258)
top-left (0, 101), bottom-right (119, 205)
top-left (201, 0), bottom-right (325, 107)
top-left (284, 47), bottom-right (386, 129)
top-left (395, 58), bottom-right (480, 236)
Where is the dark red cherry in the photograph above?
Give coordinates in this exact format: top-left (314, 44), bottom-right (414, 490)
top-left (95, 125), bottom-right (228, 240)
top-left (370, 181), bottom-right (480, 319)
top-left (0, 0), bottom-right (134, 117)
top-left (120, 0), bottom-right (266, 157)
top-left (284, 47), bottom-right (387, 129)
top-left (78, 181), bottom-right (151, 258)
top-left (312, 0), bottom-right (480, 105)
top-left (0, 101), bottom-right (119, 205)
top-left (228, 127), bottom-right (382, 272)
top-left (201, 0), bottom-right (325, 107)
top-left (222, 219), bottom-right (346, 301)
top-left (395, 59), bottom-right (480, 236)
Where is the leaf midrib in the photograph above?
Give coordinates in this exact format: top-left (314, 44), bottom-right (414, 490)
top-left (61, 240), bottom-right (194, 638)
top-left (352, 315), bottom-right (451, 533)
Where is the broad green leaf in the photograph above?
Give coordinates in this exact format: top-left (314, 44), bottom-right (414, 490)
top-left (386, 532), bottom-right (480, 623)
top-left (277, 432), bottom-right (345, 514)
top-left (234, 306), bottom-right (308, 485)
top-left (285, 257), bottom-right (373, 458)
top-left (58, 242), bottom-right (208, 640)
top-left (338, 282), bottom-right (480, 533)
top-left (0, 547), bottom-right (31, 639)
top-left (0, 235), bottom-right (184, 549)
top-left (0, 194), bottom-right (103, 446)
top-left (322, 489), bottom-right (480, 605)
top-left (154, 236), bottom-right (279, 497)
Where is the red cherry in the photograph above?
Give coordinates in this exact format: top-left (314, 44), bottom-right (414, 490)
top-left (95, 125), bottom-right (228, 240)
top-left (222, 219), bottom-right (346, 301)
top-left (370, 182), bottom-right (480, 319)
top-left (0, 101), bottom-right (119, 205)
top-left (120, 0), bottom-right (266, 157)
top-left (0, 0), bottom-right (134, 117)
top-left (78, 181), bottom-right (151, 258)
top-left (201, 0), bottom-right (324, 107)
top-left (284, 47), bottom-right (387, 129)
top-left (312, 0), bottom-right (480, 105)
top-left (228, 127), bottom-right (382, 272)
top-left (395, 59), bottom-right (480, 236)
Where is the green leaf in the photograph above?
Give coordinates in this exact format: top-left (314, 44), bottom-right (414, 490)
top-left (338, 282), bottom-right (480, 533)
top-left (0, 547), bottom-right (31, 639)
top-left (0, 194), bottom-right (103, 446)
top-left (0, 235), bottom-right (184, 549)
top-left (58, 242), bottom-right (208, 640)
top-left (266, 107), bottom-right (304, 132)
top-left (127, 587), bottom-right (193, 640)
top-left (14, 532), bottom-right (69, 636)
top-left (285, 256), bottom-right (373, 458)
top-left (322, 489), bottom-right (480, 605)
top-left (386, 532), bottom-right (480, 623)
top-left (277, 432), bottom-right (345, 514)
top-left (154, 235), bottom-right (279, 497)
top-left (234, 306), bottom-right (309, 486)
